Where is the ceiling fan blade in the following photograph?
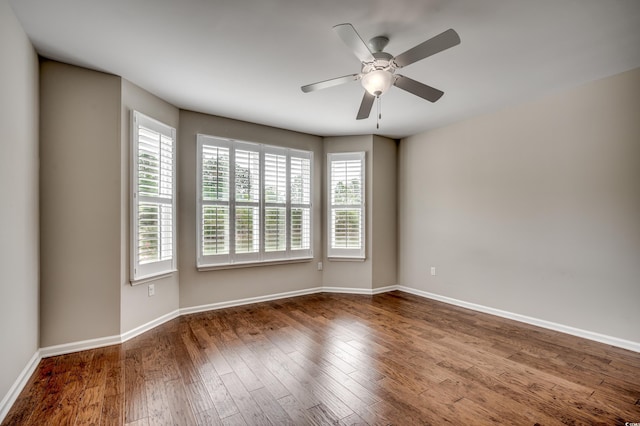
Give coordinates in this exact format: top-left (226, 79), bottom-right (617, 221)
top-left (356, 92), bottom-right (376, 120)
top-left (333, 23), bottom-right (375, 63)
top-left (394, 75), bottom-right (444, 102)
top-left (301, 74), bottom-right (359, 93)
top-left (393, 29), bottom-right (460, 68)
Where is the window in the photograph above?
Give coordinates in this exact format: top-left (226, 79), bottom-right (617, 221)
top-left (131, 111), bottom-right (177, 282)
top-left (327, 152), bottom-right (365, 259)
top-left (197, 135), bottom-right (312, 268)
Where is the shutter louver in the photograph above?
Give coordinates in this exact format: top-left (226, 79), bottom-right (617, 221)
top-left (201, 145), bottom-right (229, 202)
top-left (265, 153), bottom-right (287, 252)
top-left (138, 203), bottom-right (159, 263)
top-left (265, 153), bottom-right (286, 203)
top-left (291, 207), bottom-right (310, 250)
top-left (235, 149), bottom-right (260, 203)
top-left (235, 206), bottom-right (260, 254)
top-left (265, 207), bottom-right (286, 252)
top-left (202, 206), bottom-right (229, 255)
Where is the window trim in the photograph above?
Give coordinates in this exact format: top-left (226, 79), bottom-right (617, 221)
top-left (197, 134), bottom-right (313, 269)
top-left (130, 111), bottom-right (177, 284)
top-left (327, 151), bottom-right (366, 260)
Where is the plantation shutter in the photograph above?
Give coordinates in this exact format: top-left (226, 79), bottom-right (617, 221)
top-left (200, 142), bottom-right (231, 263)
top-left (264, 147), bottom-right (287, 258)
top-left (132, 111), bottom-right (176, 282)
top-left (234, 142), bottom-right (261, 262)
top-left (290, 151), bottom-right (312, 256)
top-left (328, 152), bottom-right (365, 259)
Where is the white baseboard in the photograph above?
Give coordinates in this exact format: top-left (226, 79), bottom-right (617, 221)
top-left (39, 310), bottom-right (182, 358)
top-left (397, 285), bottom-right (640, 353)
top-left (180, 285), bottom-right (399, 315)
top-left (322, 286), bottom-right (373, 294)
top-left (371, 285), bottom-right (399, 295)
top-left (0, 350), bottom-right (41, 424)
top-left (121, 309), bottom-right (181, 343)
top-left (321, 285), bottom-right (398, 295)
top-left (40, 334), bottom-right (122, 358)
top-left (180, 287), bottom-right (323, 315)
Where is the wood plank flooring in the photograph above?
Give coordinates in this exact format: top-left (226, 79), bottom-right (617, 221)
top-left (3, 291), bottom-right (640, 425)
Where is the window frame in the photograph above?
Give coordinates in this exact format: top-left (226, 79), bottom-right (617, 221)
top-left (327, 151), bottom-right (366, 260)
top-left (197, 134), bottom-right (313, 269)
top-left (130, 111), bottom-right (177, 284)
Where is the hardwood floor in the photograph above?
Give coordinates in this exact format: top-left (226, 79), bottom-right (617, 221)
top-left (4, 291), bottom-right (640, 425)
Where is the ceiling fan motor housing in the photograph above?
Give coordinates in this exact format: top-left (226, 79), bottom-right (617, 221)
top-left (362, 51), bottom-right (395, 73)
top-left (360, 52), bottom-right (397, 96)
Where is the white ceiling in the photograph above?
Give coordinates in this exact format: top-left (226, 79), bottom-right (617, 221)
top-left (9, 0), bottom-right (640, 139)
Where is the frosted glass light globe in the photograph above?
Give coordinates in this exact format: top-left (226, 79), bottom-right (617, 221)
top-left (361, 70), bottom-right (393, 96)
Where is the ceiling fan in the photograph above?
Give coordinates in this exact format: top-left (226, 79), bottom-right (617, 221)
top-left (301, 23), bottom-right (461, 122)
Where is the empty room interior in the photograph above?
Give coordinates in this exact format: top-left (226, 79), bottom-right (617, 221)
top-left (2, 0), bottom-right (640, 424)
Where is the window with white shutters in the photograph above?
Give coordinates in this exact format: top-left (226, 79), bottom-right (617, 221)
top-left (197, 135), bottom-right (313, 268)
top-left (327, 152), bottom-right (365, 259)
top-left (131, 111), bottom-right (177, 282)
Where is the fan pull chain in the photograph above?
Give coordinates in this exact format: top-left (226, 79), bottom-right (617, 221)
top-left (376, 95), bottom-right (381, 129)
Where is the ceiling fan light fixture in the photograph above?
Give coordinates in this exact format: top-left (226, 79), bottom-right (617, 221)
top-left (301, 24), bottom-right (460, 121)
top-left (361, 69), bottom-right (394, 97)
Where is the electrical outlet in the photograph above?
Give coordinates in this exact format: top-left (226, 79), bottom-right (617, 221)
top-left (148, 283), bottom-right (155, 297)
top-left (430, 267), bottom-right (436, 276)
top-left (317, 262), bottom-right (323, 271)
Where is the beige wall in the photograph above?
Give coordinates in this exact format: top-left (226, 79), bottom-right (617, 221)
top-left (39, 63), bottom-right (183, 343)
top-left (39, 61), bottom-right (122, 346)
top-left (0, 0), bottom-right (40, 408)
top-left (120, 80), bottom-right (180, 333)
top-left (372, 136), bottom-right (397, 289)
top-left (398, 67), bottom-right (640, 343)
top-left (178, 110), bottom-right (324, 308)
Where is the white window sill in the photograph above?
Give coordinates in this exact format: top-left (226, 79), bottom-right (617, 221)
top-left (328, 257), bottom-right (366, 262)
top-left (198, 257), bottom-right (313, 271)
top-left (130, 270), bottom-right (177, 286)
